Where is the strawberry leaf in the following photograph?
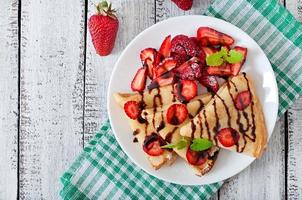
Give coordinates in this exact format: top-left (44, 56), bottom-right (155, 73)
top-left (225, 50), bottom-right (244, 64)
top-left (206, 47), bottom-right (244, 66)
top-left (190, 138), bottom-right (213, 151)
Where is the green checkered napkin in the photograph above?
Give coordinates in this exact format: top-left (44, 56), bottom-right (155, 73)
top-left (60, 0), bottom-right (302, 199)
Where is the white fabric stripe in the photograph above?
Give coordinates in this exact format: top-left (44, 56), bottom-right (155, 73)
top-left (221, 0), bottom-right (245, 19)
top-left (71, 161), bottom-right (91, 185)
top-left (101, 181), bottom-right (116, 199)
top-left (80, 166), bottom-right (99, 194)
top-left (87, 174), bottom-right (107, 198)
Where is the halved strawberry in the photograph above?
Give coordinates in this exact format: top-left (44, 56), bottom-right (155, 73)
top-left (171, 52), bottom-right (189, 67)
top-left (206, 63), bottom-right (232, 76)
top-left (153, 58), bottom-right (177, 78)
top-left (200, 47), bottom-right (219, 57)
top-left (197, 27), bottom-right (234, 46)
top-left (124, 101), bottom-right (141, 120)
top-left (159, 35), bottom-right (172, 58)
top-left (235, 90), bottom-right (251, 110)
top-left (140, 48), bottom-right (157, 79)
top-left (186, 148), bottom-right (208, 166)
top-left (148, 71), bottom-right (176, 90)
top-left (143, 133), bottom-right (166, 156)
top-left (171, 35), bottom-right (200, 57)
top-left (230, 46), bottom-right (248, 76)
top-left (174, 57), bottom-right (202, 80)
top-left (166, 104), bottom-right (188, 125)
top-left (216, 128), bottom-right (240, 147)
top-left (174, 80), bottom-right (198, 102)
top-left (199, 74), bottom-right (219, 93)
top-left (131, 67), bottom-right (147, 92)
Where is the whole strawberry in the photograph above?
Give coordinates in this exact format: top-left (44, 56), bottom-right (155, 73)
top-left (171, 0), bottom-right (193, 11)
top-left (88, 1), bottom-right (119, 56)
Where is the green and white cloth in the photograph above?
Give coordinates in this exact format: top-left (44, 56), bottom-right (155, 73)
top-left (60, 0), bottom-right (302, 199)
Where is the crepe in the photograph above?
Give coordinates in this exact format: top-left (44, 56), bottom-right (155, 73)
top-left (180, 73), bottom-right (267, 158)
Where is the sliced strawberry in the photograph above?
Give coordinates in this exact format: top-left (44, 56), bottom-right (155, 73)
top-left (201, 47), bottom-right (219, 57)
top-left (171, 52), bottom-right (189, 67)
top-left (216, 128), bottom-right (240, 147)
top-left (174, 57), bottom-right (202, 80)
top-left (124, 101), bottom-right (141, 120)
top-left (159, 35), bottom-right (172, 58)
top-left (174, 80), bottom-right (198, 102)
top-left (199, 74), bottom-right (219, 93)
top-left (143, 133), bottom-right (166, 156)
top-left (140, 48), bottom-right (157, 79)
top-left (171, 35), bottom-right (200, 57)
top-left (230, 46), bottom-right (248, 76)
top-left (207, 63), bottom-right (232, 76)
top-left (148, 71), bottom-right (175, 90)
top-left (153, 58), bottom-right (177, 78)
top-left (235, 90), bottom-right (251, 110)
top-left (197, 27), bottom-right (234, 46)
top-left (166, 104), bottom-right (188, 125)
top-left (186, 148), bottom-right (208, 166)
top-left (131, 67), bottom-right (147, 92)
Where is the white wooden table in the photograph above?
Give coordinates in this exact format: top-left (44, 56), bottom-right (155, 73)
top-left (0, 0), bottom-right (301, 199)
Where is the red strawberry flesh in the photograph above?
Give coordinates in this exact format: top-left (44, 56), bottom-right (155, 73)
top-left (143, 133), bottom-right (166, 156)
top-left (159, 35), bottom-right (172, 58)
top-left (166, 104), bottom-right (188, 125)
top-left (153, 58), bottom-right (177, 78)
top-left (206, 63), bottom-right (232, 76)
top-left (230, 46), bottom-right (248, 76)
top-left (174, 80), bottom-right (198, 103)
top-left (199, 74), bottom-right (219, 93)
top-left (186, 148), bottom-right (208, 166)
top-left (124, 101), bottom-right (141, 120)
top-left (174, 57), bottom-right (202, 80)
top-left (216, 128), bottom-right (240, 147)
top-left (197, 27), bottom-right (234, 46)
top-left (148, 71), bottom-right (175, 90)
top-left (131, 67), bottom-right (147, 92)
top-left (171, 0), bottom-right (193, 11)
top-left (235, 90), bottom-right (251, 110)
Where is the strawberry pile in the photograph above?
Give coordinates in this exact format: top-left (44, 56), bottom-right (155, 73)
top-left (130, 27), bottom-right (248, 102)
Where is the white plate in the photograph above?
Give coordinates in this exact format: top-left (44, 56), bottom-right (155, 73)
top-left (107, 15), bottom-right (278, 185)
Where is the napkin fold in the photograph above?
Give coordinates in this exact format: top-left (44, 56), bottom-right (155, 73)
top-left (60, 0), bottom-right (302, 199)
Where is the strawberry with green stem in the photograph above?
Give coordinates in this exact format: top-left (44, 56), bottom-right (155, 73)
top-left (88, 1), bottom-right (119, 56)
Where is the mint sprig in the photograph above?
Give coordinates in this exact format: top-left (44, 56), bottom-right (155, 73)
top-left (190, 138), bottom-right (213, 151)
top-left (206, 47), bottom-right (244, 66)
top-left (161, 138), bottom-right (187, 150)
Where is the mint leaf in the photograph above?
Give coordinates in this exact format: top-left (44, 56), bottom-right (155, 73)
top-left (161, 138), bottom-right (187, 150)
top-left (225, 50), bottom-right (243, 64)
top-left (190, 138), bottom-right (213, 151)
top-left (206, 48), bottom-right (244, 66)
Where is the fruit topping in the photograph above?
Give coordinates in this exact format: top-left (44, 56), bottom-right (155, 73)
top-left (171, 35), bottom-right (201, 58)
top-left (148, 71), bottom-right (176, 90)
top-left (199, 74), bottom-right (219, 93)
top-left (171, 52), bottom-right (189, 67)
top-left (174, 57), bottom-right (202, 80)
top-left (131, 67), bottom-right (148, 92)
top-left (166, 104), bottom-right (188, 125)
top-left (124, 101), bottom-right (142, 120)
top-left (174, 80), bottom-right (198, 102)
top-left (171, 0), bottom-right (193, 11)
top-left (186, 148), bottom-right (208, 166)
top-left (206, 63), bottom-right (232, 76)
top-left (216, 128), bottom-right (240, 147)
top-left (197, 27), bottom-right (234, 46)
top-left (235, 90), bottom-right (252, 110)
top-left (140, 48), bottom-right (157, 78)
top-left (143, 133), bottom-right (166, 156)
top-left (230, 46), bottom-right (248, 76)
top-left (159, 35), bottom-right (172, 58)
top-left (201, 47), bottom-right (219, 57)
top-left (153, 58), bottom-right (177, 78)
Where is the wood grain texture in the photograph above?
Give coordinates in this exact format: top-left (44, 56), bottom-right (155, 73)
top-left (84, 0), bottom-right (155, 144)
top-left (0, 0), bottom-right (18, 199)
top-left (286, 1), bottom-right (302, 199)
top-left (19, 0), bottom-right (85, 198)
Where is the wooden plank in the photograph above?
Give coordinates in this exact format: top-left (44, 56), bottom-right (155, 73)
top-left (287, 97), bottom-right (302, 199)
top-left (84, 0), bottom-right (155, 144)
top-left (0, 0), bottom-right (19, 199)
top-left (19, 0), bottom-right (85, 198)
top-left (285, 0), bottom-right (302, 198)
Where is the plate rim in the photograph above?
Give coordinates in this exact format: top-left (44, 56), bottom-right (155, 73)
top-left (107, 15), bottom-right (279, 185)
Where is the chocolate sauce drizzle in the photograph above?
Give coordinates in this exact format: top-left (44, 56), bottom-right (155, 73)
top-left (165, 127), bottom-right (178, 143)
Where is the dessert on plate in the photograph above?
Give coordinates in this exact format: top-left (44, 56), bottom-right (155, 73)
top-left (113, 27), bottom-right (268, 176)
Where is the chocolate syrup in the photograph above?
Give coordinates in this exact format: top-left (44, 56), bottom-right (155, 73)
top-left (156, 121), bottom-right (165, 132)
top-left (190, 122), bottom-right (196, 139)
top-left (196, 99), bottom-right (204, 114)
top-left (216, 94), bottom-right (231, 127)
top-left (203, 110), bottom-right (211, 141)
top-left (175, 81), bottom-right (188, 103)
top-left (133, 137), bottom-right (138, 143)
top-left (133, 129), bottom-right (140, 136)
top-left (165, 127), bottom-right (178, 143)
top-left (212, 100), bottom-right (220, 135)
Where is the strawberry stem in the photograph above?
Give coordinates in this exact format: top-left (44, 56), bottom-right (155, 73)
top-left (96, 1), bottom-right (117, 19)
